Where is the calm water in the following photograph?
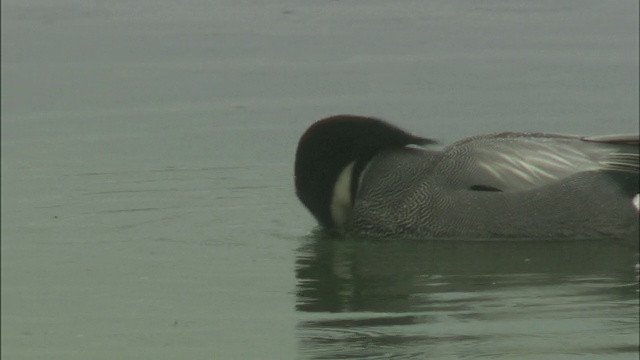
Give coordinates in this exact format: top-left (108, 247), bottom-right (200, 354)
top-left (1, 0), bottom-right (638, 359)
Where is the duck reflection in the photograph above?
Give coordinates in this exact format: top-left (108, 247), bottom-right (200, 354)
top-left (295, 233), bottom-right (638, 358)
top-left (296, 233), bottom-right (637, 313)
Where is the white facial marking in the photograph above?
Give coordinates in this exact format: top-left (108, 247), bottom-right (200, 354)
top-left (331, 162), bottom-right (355, 228)
top-left (358, 161), bottom-right (372, 188)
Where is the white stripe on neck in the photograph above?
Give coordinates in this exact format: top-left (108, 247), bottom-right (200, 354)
top-left (331, 162), bottom-right (355, 228)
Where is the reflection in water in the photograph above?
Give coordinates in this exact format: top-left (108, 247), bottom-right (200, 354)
top-left (295, 233), bottom-right (639, 359)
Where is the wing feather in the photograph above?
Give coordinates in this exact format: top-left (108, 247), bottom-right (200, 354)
top-left (437, 133), bottom-right (639, 191)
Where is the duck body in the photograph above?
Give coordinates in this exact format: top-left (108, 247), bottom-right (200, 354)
top-left (294, 115), bottom-right (639, 239)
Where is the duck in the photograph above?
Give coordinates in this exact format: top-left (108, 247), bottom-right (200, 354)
top-left (294, 115), bottom-right (639, 239)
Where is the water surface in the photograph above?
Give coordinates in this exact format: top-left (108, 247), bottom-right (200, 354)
top-left (296, 236), bottom-right (638, 359)
top-left (2, 0), bottom-right (638, 359)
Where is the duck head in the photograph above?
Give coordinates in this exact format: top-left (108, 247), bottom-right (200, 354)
top-left (294, 115), bottom-right (435, 230)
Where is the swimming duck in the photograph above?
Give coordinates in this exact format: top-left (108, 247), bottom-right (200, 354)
top-left (294, 115), bottom-right (639, 239)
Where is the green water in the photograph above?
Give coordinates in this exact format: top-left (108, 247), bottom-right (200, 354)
top-left (2, 0), bottom-right (638, 359)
